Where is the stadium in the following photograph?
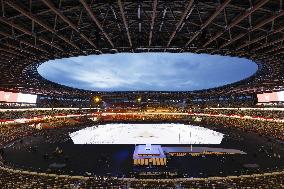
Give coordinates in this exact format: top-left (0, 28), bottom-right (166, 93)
top-left (0, 0), bottom-right (283, 188)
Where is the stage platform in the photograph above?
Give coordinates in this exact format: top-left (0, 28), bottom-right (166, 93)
top-left (133, 145), bottom-right (246, 166)
top-left (133, 145), bottom-right (166, 166)
top-left (163, 146), bottom-right (246, 156)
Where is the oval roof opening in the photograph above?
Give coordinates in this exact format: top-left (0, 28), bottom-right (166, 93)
top-left (38, 53), bottom-right (258, 91)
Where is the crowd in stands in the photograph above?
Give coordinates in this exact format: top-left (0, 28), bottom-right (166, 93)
top-left (0, 106), bottom-right (283, 187)
top-left (0, 166), bottom-right (282, 188)
top-left (0, 102), bottom-right (36, 109)
top-left (177, 171), bottom-right (284, 189)
top-left (37, 98), bottom-right (92, 108)
top-left (191, 108), bottom-right (284, 119)
top-left (0, 124), bottom-right (37, 147)
top-left (101, 113), bottom-right (188, 122)
top-left (1, 107), bottom-right (284, 121)
top-left (0, 116), bottom-right (93, 147)
top-left (33, 119), bottom-right (95, 144)
top-left (194, 116), bottom-right (284, 141)
top-left (188, 99), bottom-right (256, 108)
top-left (126, 172), bottom-right (284, 188)
top-left (0, 166), bottom-right (127, 188)
top-left (0, 107), bottom-right (283, 142)
top-left (0, 109), bottom-right (96, 120)
top-left (187, 108), bottom-right (284, 141)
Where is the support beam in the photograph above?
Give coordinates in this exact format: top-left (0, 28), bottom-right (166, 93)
top-left (41, 0), bottom-right (99, 51)
top-left (185, 0), bottom-right (231, 47)
top-left (110, 5), bottom-right (122, 32)
top-left (0, 30), bottom-right (49, 53)
top-left (237, 24), bottom-right (284, 50)
top-left (252, 36), bottom-right (284, 52)
top-left (159, 8), bottom-right (167, 32)
top-left (148, 0), bottom-right (157, 46)
top-left (0, 47), bottom-right (38, 62)
top-left (167, 0), bottom-right (194, 47)
top-left (0, 16), bottom-right (63, 51)
top-left (79, 0), bottom-right (115, 49)
top-left (0, 52), bottom-right (19, 60)
top-left (6, 0), bottom-right (81, 51)
top-left (272, 50), bottom-right (284, 56)
top-left (3, 43), bottom-right (36, 56)
top-left (220, 10), bottom-right (284, 48)
top-left (118, 0), bottom-right (132, 47)
top-left (203, 0), bottom-right (270, 47)
top-left (0, 58), bottom-right (11, 63)
top-left (0, 47), bottom-right (25, 57)
top-left (265, 45), bottom-right (284, 54)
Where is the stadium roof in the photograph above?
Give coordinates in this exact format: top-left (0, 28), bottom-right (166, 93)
top-left (0, 0), bottom-right (283, 98)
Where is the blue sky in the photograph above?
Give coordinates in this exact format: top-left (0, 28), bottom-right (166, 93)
top-left (38, 53), bottom-right (257, 91)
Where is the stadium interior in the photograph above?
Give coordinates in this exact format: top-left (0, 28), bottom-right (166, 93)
top-left (0, 0), bottom-right (283, 188)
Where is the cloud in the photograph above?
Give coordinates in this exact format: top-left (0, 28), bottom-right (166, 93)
top-left (38, 53), bottom-right (258, 91)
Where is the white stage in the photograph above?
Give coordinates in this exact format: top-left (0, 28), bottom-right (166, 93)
top-left (69, 123), bottom-right (223, 144)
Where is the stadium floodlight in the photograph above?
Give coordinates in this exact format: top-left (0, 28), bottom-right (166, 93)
top-left (94, 96), bottom-right (101, 103)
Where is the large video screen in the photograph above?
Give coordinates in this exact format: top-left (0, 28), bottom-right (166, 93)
top-left (257, 91), bottom-right (284, 102)
top-left (0, 91), bottom-right (37, 103)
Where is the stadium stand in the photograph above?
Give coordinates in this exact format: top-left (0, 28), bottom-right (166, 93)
top-left (0, 0), bottom-right (283, 188)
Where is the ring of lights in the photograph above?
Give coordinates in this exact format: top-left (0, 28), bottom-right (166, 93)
top-left (0, 0), bottom-right (282, 99)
